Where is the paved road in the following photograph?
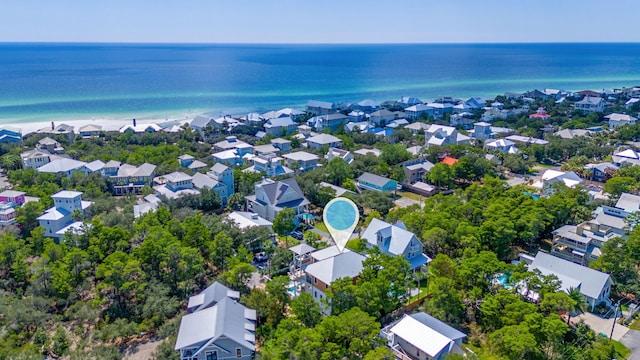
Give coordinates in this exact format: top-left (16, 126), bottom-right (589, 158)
top-left (620, 330), bottom-right (640, 360)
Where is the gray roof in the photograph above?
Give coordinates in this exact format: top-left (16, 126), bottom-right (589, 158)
top-left (191, 115), bottom-right (214, 129)
top-left (85, 160), bottom-right (105, 172)
top-left (104, 160), bottom-right (122, 168)
top-left (210, 163), bottom-right (230, 174)
top-left (307, 133), bottom-right (342, 145)
top-left (253, 144), bottom-right (280, 154)
top-left (175, 296), bottom-right (255, 351)
top-left (357, 172), bottom-right (395, 188)
top-left (38, 137), bottom-right (58, 145)
top-left (319, 182), bottom-right (354, 197)
top-left (265, 117), bottom-right (295, 128)
top-left (307, 100), bottom-right (335, 109)
top-left (116, 163), bottom-right (156, 177)
top-left (37, 158), bottom-right (87, 173)
top-left (305, 250), bottom-right (366, 284)
top-left (362, 218), bottom-right (417, 256)
top-left (270, 137), bottom-right (291, 144)
top-left (289, 243), bottom-right (316, 255)
top-left (615, 193), bottom-right (640, 213)
top-left (408, 312), bottom-right (466, 342)
top-left (529, 251), bottom-right (611, 300)
top-left (584, 162), bottom-right (618, 173)
top-left (257, 178), bottom-right (307, 206)
top-left (187, 281), bottom-right (240, 312)
top-left (192, 173), bottom-right (219, 190)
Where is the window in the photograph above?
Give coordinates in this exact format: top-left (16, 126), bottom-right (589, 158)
top-left (236, 348), bottom-right (242, 358)
top-left (206, 351), bottom-right (218, 360)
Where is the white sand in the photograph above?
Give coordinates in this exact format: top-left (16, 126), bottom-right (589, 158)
top-left (4, 116), bottom-right (193, 136)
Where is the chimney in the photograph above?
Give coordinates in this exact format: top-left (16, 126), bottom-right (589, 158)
top-left (51, 121), bottom-right (55, 130)
top-left (576, 224), bottom-right (584, 236)
top-left (133, 118), bottom-right (137, 127)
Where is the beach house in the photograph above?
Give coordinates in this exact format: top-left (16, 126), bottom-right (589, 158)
top-left (270, 138), bottom-right (292, 153)
top-left (307, 113), bottom-right (349, 132)
top-left (362, 218), bottom-right (431, 270)
top-left (304, 247), bottom-right (366, 314)
top-left (245, 178), bottom-right (309, 222)
top-left (102, 162), bottom-right (157, 195)
top-left (0, 127), bottom-right (22, 143)
top-left (326, 147), bottom-right (354, 164)
top-left (78, 124), bottom-right (102, 138)
top-left (357, 172), bottom-right (399, 192)
top-left (175, 282), bottom-right (256, 360)
top-left (306, 100), bottom-right (337, 116)
top-left (528, 251), bottom-right (612, 309)
top-left (282, 151), bottom-right (319, 172)
top-left (381, 312), bottom-right (466, 360)
top-left (605, 113), bottom-right (637, 129)
top-left (574, 96), bottom-right (606, 114)
top-left (306, 133), bottom-right (342, 149)
top-left (38, 190), bottom-right (92, 241)
top-left (263, 117), bottom-right (297, 136)
top-left (0, 190), bottom-right (27, 226)
top-left (178, 154), bottom-right (207, 172)
top-left (36, 158), bottom-right (89, 177)
top-left (403, 159), bottom-right (434, 184)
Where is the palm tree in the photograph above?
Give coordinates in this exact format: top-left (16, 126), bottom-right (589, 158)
top-left (567, 287), bottom-right (587, 325)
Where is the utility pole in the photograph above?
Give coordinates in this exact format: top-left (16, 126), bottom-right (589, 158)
top-left (610, 300), bottom-right (620, 341)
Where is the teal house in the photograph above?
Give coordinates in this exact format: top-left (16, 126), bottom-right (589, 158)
top-left (357, 172), bottom-right (399, 192)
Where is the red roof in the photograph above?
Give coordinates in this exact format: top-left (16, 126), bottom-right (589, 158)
top-left (441, 156), bottom-right (459, 166)
top-left (577, 90), bottom-right (601, 97)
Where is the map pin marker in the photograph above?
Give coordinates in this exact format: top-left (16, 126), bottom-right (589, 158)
top-left (323, 197), bottom-right (359, 253)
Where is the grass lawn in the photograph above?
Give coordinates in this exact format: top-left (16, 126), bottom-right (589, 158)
top-left (630, 318), bottom-right (640, 331)
top-left (345, 238), bottom-right (362, 251)
top-left (314, 222), bottom-right (329, 233)
top-left (612, 340), bottom-right (631, 359)
top-left (397, 191), bottom-right (422, 202)
top-left (405, 280), bottom-right (428, 304)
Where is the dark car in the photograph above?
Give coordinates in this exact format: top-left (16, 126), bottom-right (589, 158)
top-left (291, 231), bottom-right (304, 240)
top-left (254, 252), bottom-right (268, 262)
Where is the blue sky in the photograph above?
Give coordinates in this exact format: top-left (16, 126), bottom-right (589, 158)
top-left (2, 0), bottom-right (639, 43)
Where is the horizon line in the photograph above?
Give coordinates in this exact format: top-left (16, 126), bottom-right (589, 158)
top-left (1, 40), bottom-right (640, 46)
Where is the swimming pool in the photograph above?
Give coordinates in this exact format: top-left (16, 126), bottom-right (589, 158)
top-left (287, 281), bottom-right (301, 297)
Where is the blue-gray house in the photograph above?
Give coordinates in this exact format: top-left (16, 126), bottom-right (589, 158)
top-left (357, 172), bottom-right (399, 192)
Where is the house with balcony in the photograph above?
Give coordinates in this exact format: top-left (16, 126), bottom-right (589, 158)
top-left (425, 125), bottom-right (470, 147)
top-left (244, 153), bottom-right (294, 178)
top-left (270, 138), bottom-right (292, 153)
top-left (404, 122), bottom-right (431, 135)
top-left (78, 124), bottom-right (102, 138)
top-left (245, 178), bottom-right (309, 222)
top-left (213, 136), bottom-right (252, 153)
top-left (405, 104), bottom-right (434, 120)
top-left (307, 113), bottom-right (349, 132)
top-left (282, 151), bottom-right (319, 172)
top-left (612, 148), bottom-right (640, 167)
top-left (368, 109), bottom-right (397, 126)
top-left (38, 137), bottom-right (65, 154)
top-left (0, 190), bottom-right (27, 226)
top-left (575, 96), bottom-right (606, 114)
top-left (37, 190), bottom-right (92, 241)
top-left (403, 160), bottom-right (434, 184)
top-left (362, 219), bottom-right (431, 270)
top-left (102, 161), bottom-right (157, 195)
top-left (357, 172), bottom-right (399, 192)
top-left (208, 163), bottom-right (235, 199)
top-left (425, 102), bottom-right (454, 119)
top-left (485, 139), bottom-right (518, 153)
top-left (529, 251), bottom-right (613, 309)
top-left (584, 162), bottom-right (618, 182)
top-left (36, 158), bottom-right (89, 177)
top-left (306, 133), bottom-right (342, 149)
top-left (381, 312), bottom-right (466, 360)
top-left (153, 172), bottom-right (199, 200)
top-left (21, 149), bottom-right (56, 169)
top-left (175, 282), bottom-right (256, 360)
top-left (306, 100), bottom-right (337, 116)
top-left (304, 247), bottom-right (366, 314)
top-left (264, 117), bottom-right (297, 136)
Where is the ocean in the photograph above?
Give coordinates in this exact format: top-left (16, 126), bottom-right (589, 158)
top-left (1, 42), bottom-right (640, 124)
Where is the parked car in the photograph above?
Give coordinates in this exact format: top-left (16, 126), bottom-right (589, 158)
top-left (254, 252), bottom-right (268, 262)
top-left (291, 231), bottom-right (304, 240)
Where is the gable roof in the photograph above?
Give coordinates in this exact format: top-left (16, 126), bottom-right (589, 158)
top-left (190, 115), bottom-right (214, 129)
top-left (307, 133), bottom-right (342, 145)
top-left (187, 281), bottom-right (240, 312)
top-left (615, 193), bottom-right (640, 213)
top-left (306, 100), bottom-right (335, 109)
top-left (175, 297), bottom-right (256, 352)
top-left (529, 251), bottom-right (611, 300)
top-left (362, 218), bottom-right (418, 256)
top-left (257, 178), bottom-right (306, 206)
top-left (390, 313), bottom-right (465, 358)
top-left (441, 156), bottom-right (458, 166)
top-left (357, 172), bottom-right (395, 187)
top-left (37, 158), bottom-right (87, 173)
top-left (191, 173), bottom-right (219, 190)
top-left (265, 117), bottom-right (295, 128)
top-left (305, 250), bottom-right (366, 285)
top-left (210, 163), bottom-right (230, 174)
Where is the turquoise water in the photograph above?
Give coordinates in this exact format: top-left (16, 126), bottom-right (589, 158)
top-left (2, 43), bottom-right (640, 124)
top-left (523, 191), bottom-right (540, 201)
top-left (325, 200), bottom-right (357, 231)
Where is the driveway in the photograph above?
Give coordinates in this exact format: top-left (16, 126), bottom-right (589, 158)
top-left (573, 312), bottom-right (629, 341)
top-left (620, 330), bottom-right (640, 360)
top-left (394, 196), bottom-right (422, 208)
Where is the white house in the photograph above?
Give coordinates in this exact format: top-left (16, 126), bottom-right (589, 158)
top-left (36, 158), bottom-right (88, 177)
top-left (282, 151), bottom-right (319, 172)
top-left (326, 147), bottom-right (354, 164)
top-left (605, 113), bottom-right (637, 129)
top-left (485, 138), bottom-right (518, 153)
top-left (306, 133), bottom-right (342, 149)
top-left (381, 312), bottom-right (466, 360)
top-left (532, 170), bottom-right (583, 196)
top-left (264, 117), bottom-right (297, 136)
top-left (37, 190), bottom-right (92, 241)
